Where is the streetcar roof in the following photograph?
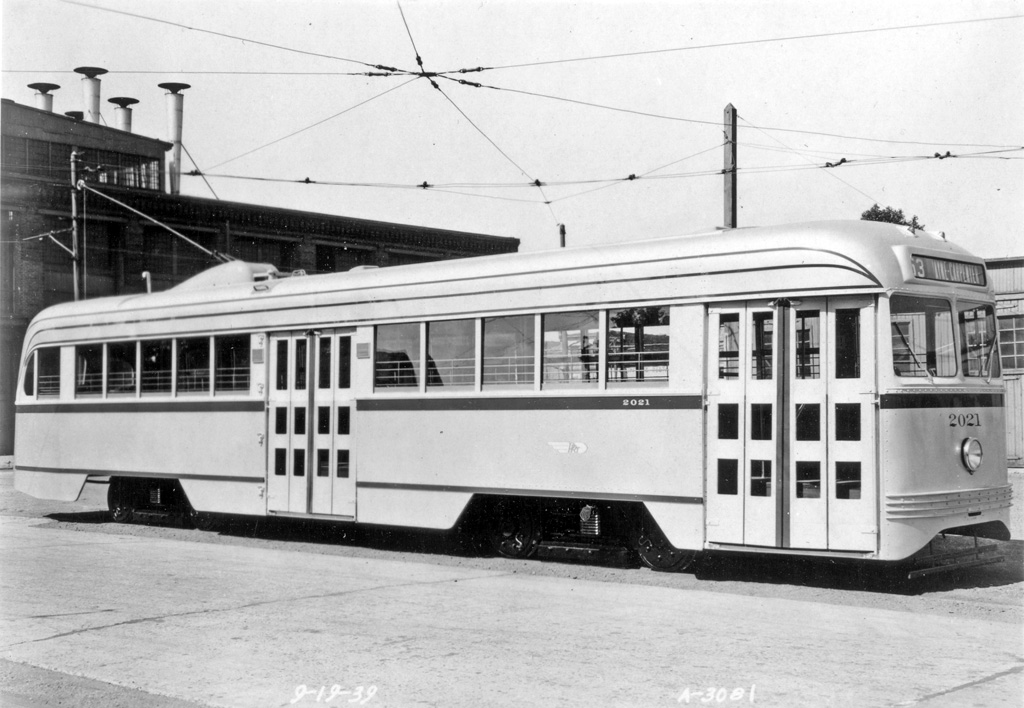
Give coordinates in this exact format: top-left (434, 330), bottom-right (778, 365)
top-left (23, 220), bottom-right (993, 346)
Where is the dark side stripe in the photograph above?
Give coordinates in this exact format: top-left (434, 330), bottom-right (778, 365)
top-left (17, 400), bottom-right (265, 414)
top-left (880, 392), bottom-right (1004, 409)
top-left (358, 395), bottom-right (703, 412)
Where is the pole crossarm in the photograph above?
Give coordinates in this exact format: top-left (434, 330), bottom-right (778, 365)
top-left (76, 181), bottom-right (235, 263)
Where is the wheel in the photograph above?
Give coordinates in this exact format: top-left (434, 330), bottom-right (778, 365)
top-left (635, 512), bottom-right (696, 572)
top-left (487, 499), bottom-right (542, 559)
top-left (107, 480), bottom-right (134, 523)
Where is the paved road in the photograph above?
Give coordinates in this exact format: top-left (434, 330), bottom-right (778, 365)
top-left (1, 507), bottom-right (1022, 708)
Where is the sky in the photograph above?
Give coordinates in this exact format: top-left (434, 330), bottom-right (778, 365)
top-left (2, 0), bottom-right (1022, 257)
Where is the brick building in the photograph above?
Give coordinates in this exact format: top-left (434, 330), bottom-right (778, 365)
top-left (0, 90), bottom-right (518, 455)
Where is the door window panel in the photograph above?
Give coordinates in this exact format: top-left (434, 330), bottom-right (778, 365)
top-left (751, 312), bottom-right (773, 379)
top-left (718, 404), bottom-right (739, 440)
top-left (750, 404), bottom-right (772, 440)
top-left (717, 459), bottom-right (738, 495)
top-left (795, 310), bottom-right (820, 379)
top-left (318, 337), bottom-right (332, 389)
top-left (718, 313), bottom-right (740, 379)
top-left (337, 337), bottom-right (352, 389)
top-left (294, 339), bottom-right (308, 390)
top-left (836, 462), bottom-right (862, 499)
top-left (835, 309), bottom-right (861, 379)
top-left (796, 462), bottom-right (821, 499)
top-left (751, 460), bottom-right (772, 497)
top-left (835, 404), bottom-right (861, 441)
top-left (275, 340), bottom-right (289, 390)
top-left (795, 404), bottom-right (820, 441)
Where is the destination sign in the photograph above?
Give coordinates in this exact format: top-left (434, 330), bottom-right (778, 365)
top-left (910, 255), bottom-right (986, 286)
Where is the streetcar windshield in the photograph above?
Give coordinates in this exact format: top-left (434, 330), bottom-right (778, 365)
top-left (889, 295), bottom-right (956, 377)
top-left (958, 302), bottom-right (1000, 378)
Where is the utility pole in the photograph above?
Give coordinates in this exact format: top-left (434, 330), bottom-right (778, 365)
top-left (70, 150), bottom-right (81, 300)
top-left (723, 103), bottom-right (738, 229)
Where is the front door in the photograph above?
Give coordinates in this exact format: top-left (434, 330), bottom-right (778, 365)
top-left (706, 299), bottom-right (877, 551)
top-left (268, 330), bottom-right (355, 518)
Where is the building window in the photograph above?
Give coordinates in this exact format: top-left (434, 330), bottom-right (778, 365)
top-left (998, 315), bottom-right (1024, 371)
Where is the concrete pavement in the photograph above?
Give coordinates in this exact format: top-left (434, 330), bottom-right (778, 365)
top-left (1, 514), bottom-right (1021, 707)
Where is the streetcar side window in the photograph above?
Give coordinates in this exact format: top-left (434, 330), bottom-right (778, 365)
top-left (141, 340), bottom-right (173, 393)
top-left (38, 348), bottom-right (60, 396)
top-left (543, 311), bottom-right (598, 387)
top-left (890, 295), bottom-right (956, 377)
top-left (106, 341), bottom-right (137, 395)
top-left (375, 323), bottom-right (420, 388)
top-left (22, 353), bottom-right (34, 396)
top-left (608, 306), bottom-right (669, 385)
top-left (427, 319), bottom-right (475, 388)
top-left (483, 315), bottom-right (535, 388)
top-left (958, 303), bottom-right (1000, 378)
top-left (75, 344), bottom-right (103, 396)
top-left (215, 335), bottom-right (251, 392)
top-left (177, 337), bottom-right (211, 393)
top-left (718, 314), bottom-right (740, 378)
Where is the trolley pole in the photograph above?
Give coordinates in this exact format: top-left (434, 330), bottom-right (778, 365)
top-left (723, 103), bottom-right (738, 229)
top-left (70, 150), bottom-right (81, 301)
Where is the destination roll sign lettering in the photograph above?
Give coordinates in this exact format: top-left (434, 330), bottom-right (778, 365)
top-left (910, 255), bottom-right (986, 286)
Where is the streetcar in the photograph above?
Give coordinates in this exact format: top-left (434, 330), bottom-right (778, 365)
top-left (13, 220), bottom-right (1012, 571)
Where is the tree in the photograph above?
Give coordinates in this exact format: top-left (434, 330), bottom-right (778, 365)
top-left (861, 204), bottom-right (925, 231)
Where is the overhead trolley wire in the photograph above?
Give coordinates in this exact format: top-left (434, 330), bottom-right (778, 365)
top-left (58, 0), bottom-right (396, 72)
top-left (204, 77), bottom-right (420, 171)
top-left (436, 14), bottom-right (1024, 74)
top-left (394, 1), bottom-right (560, 223)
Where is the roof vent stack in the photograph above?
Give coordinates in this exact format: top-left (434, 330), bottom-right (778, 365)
top-left (108, 96), bottom-right (139, 133)
top-left (28, 83), bottom-right (60, 112)
top-left (158, 82), bottom-right (190, 195)
top-left (74, 66), bottom-right (107, 124)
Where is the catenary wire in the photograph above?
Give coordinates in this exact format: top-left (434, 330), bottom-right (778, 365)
top-left (438, 14), bottom-right (1024, 73)
top-left (204, 77), bottom-right (420, 171)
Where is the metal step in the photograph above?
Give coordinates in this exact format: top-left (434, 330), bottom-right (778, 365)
top-left (908, 541), bottom-right (1003, 579)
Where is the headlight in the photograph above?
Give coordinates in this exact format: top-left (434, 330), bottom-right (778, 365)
top-left (961, 438), bottom-right (983, 473)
